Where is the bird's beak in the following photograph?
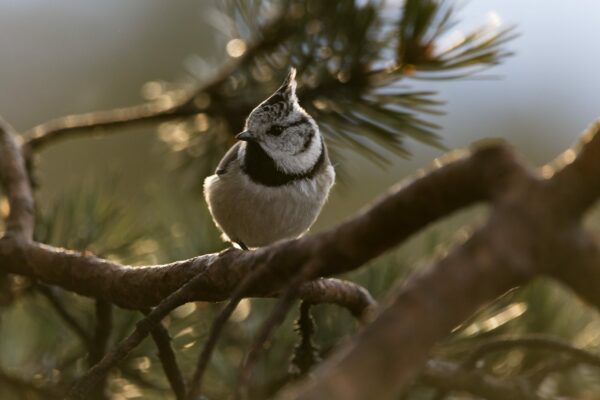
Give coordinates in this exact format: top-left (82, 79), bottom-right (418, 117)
top-left (236, 130), bottom-right (254, 142)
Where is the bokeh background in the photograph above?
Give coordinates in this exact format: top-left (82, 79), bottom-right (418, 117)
top-left (2, 1), bottom-right (600, 399)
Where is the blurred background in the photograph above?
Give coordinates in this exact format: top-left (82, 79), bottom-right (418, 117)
top-left (1, 1), bottom-right (600, 399)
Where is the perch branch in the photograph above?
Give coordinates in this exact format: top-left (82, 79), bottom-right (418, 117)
top-left (0, 238), bottom-right (375, 315)
top-left (0, 140), bottom-right (515, 398)
top-left (0, 144), bottom-right (511, 311)
top-left (4, 101), bottom-right (566, 400)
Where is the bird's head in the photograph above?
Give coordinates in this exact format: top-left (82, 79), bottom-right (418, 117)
top-left (238, 68), bottom-right (320, 168)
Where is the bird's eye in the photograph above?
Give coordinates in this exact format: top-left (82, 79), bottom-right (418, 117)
top-left (267, 125), bottom-right (283, 136)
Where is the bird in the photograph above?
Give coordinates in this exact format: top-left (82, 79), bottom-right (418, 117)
top-left (203, 68), bottom-right (335, 250)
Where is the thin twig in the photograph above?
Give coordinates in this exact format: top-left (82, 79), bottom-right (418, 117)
top-left (89, 300), bottom-right (113, 366)
top-left (186, 261), bottom-right (272, 400)
top-left (289, 301), bottom-right (321, 378)
top-left (87, 300), bottom-right (113, 400)
top-left (142, 308), bottom-right (187, 400)
top-left (236, 262), bottom-right (319, 400)
top-left (66, 263), bottom-right (218, 399)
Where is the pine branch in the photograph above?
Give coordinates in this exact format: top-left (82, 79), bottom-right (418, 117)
top-left (274, 125), bottom-right (600, 400)
top-left (18, 0), bottom-right (516, 178)
top-left (7, 108), bottom-right (600, 399)
top-left (236, 261), bottom-right (320, 400)
top-left (66, 268), bottom-right (212, 399)
top-left (187, 262), bottom-right (270, 400)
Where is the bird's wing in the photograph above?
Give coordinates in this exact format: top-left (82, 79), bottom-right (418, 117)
top-left (216, 142), bottom-right (242, 175)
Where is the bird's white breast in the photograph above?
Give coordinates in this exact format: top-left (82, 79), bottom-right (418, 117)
top-left (204, 160), bottom-right (334, 248)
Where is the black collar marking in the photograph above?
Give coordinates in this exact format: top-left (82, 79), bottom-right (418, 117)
top-left (241, 139), bottom-right (325, 187)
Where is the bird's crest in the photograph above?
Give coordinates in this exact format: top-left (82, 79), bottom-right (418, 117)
top-left (264, 68), bottom-right (297, 106)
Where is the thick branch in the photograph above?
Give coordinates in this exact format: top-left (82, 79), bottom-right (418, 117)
top-left (550, 121), bottom-right (600, 216)
top-left (144, 310), bottom-right (187, 400)
top-left (0, 239), bottom-right (374, 317)
top-left (0, 144), bottom-right (513, 313)
top-left (278, 122), bottom-right (600, 400)
top-left (277, 215), bottom-right (536, 400)
top-left (549, 227), bottom-right (600, 314)
top-left (0, 116), bottom-right (34, 240)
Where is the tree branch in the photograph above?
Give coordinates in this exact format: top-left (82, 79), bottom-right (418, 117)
top-left (10, 96), bottom-right (600, 400)
top-left (66, 269), bottom-right (208, 399)
top-left (276, 121), bottom-right (600, 400)
top-left (550, 120), bottom-right (600, 217)
top-left (0, 139), bottom-right (516, 399)
top-left (0, 144), bottom-right (512, 312)
top-left (0, 238), bottom-right (375, 316)
top-left (89, 300), bottom-right (113, 366)
top-left (87, 300), bottom-right (113, 400)
top-left (278, 219), bottom-right (535, 400)
top-left (236, 261), bottom-right (321, 400)
top-left (0, 116), bottom-right (34, 240)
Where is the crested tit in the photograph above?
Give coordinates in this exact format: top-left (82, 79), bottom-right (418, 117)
top-left (204, 68), bottom-right (335, 249)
